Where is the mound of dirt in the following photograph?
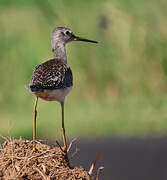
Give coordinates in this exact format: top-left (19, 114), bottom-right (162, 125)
top-left (0, 139), bottom-right (94, 180)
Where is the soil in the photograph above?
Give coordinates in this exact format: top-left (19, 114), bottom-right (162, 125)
top-left (0, 139), bottom-right (95, 180)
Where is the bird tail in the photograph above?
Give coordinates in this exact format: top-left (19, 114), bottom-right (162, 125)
top-left (25, 85), bottom-right (40, 92)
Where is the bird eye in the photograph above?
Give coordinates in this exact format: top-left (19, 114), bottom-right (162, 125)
top-left (65, 30), bottom-right (70, 35)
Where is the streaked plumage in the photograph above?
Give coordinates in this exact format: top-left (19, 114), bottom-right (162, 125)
top-left (29, 59), bottom-right (73, 102)
top-left (30, 59), bottom-right (73, 91)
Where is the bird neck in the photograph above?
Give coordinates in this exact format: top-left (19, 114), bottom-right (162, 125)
top-left (52, 36), bottom-right (67, 63)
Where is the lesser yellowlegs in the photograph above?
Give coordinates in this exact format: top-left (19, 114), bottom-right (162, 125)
top-left (28, 27), bottom-right (98, 152)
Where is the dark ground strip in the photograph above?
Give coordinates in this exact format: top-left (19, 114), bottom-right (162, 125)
top-left (69, 137), bottom-right (167, 180)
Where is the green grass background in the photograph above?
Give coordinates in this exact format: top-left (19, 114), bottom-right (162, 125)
top-left (0, 0), bottom-right (167, 140)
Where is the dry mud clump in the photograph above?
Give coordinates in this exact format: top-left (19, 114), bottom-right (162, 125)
top-left (0, 139), bottom-right (95, 180)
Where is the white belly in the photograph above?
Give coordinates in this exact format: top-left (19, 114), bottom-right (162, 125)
top-left (32, 87), bottom-right (72, 102)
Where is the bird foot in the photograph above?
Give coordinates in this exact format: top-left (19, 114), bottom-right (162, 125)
top-left (30, 147), bottom-right (41, 154)
top-left (62, 146), bottom-right (67, 153)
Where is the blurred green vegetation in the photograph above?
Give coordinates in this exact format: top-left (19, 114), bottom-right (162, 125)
top-left (0, 0), bottom-right (167, 140)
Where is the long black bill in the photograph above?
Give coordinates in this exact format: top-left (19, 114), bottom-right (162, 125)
top-left (73, 36), bottom-right (98, 43)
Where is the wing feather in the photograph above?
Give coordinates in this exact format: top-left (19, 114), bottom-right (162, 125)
top-left (29, 59), bottom-right (73, 91)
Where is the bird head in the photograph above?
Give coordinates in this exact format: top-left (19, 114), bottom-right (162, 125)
top-left (52, 27), bottom-right (98, 49)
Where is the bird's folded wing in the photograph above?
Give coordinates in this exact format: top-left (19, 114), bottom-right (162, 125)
top-left (29, 59), bottom-right (73, 91)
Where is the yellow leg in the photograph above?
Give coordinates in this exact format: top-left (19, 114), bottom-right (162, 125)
top-left (61, 101), bottom-right (67, 152)
top-left (33, 97), bottom-right (38, 152)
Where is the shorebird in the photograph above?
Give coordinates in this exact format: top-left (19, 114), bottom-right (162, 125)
top-left (28, 27), bottom-right (98, 153)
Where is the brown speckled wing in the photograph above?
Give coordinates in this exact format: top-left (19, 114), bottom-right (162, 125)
top-left (29, 59), bottom-right (73, 92)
